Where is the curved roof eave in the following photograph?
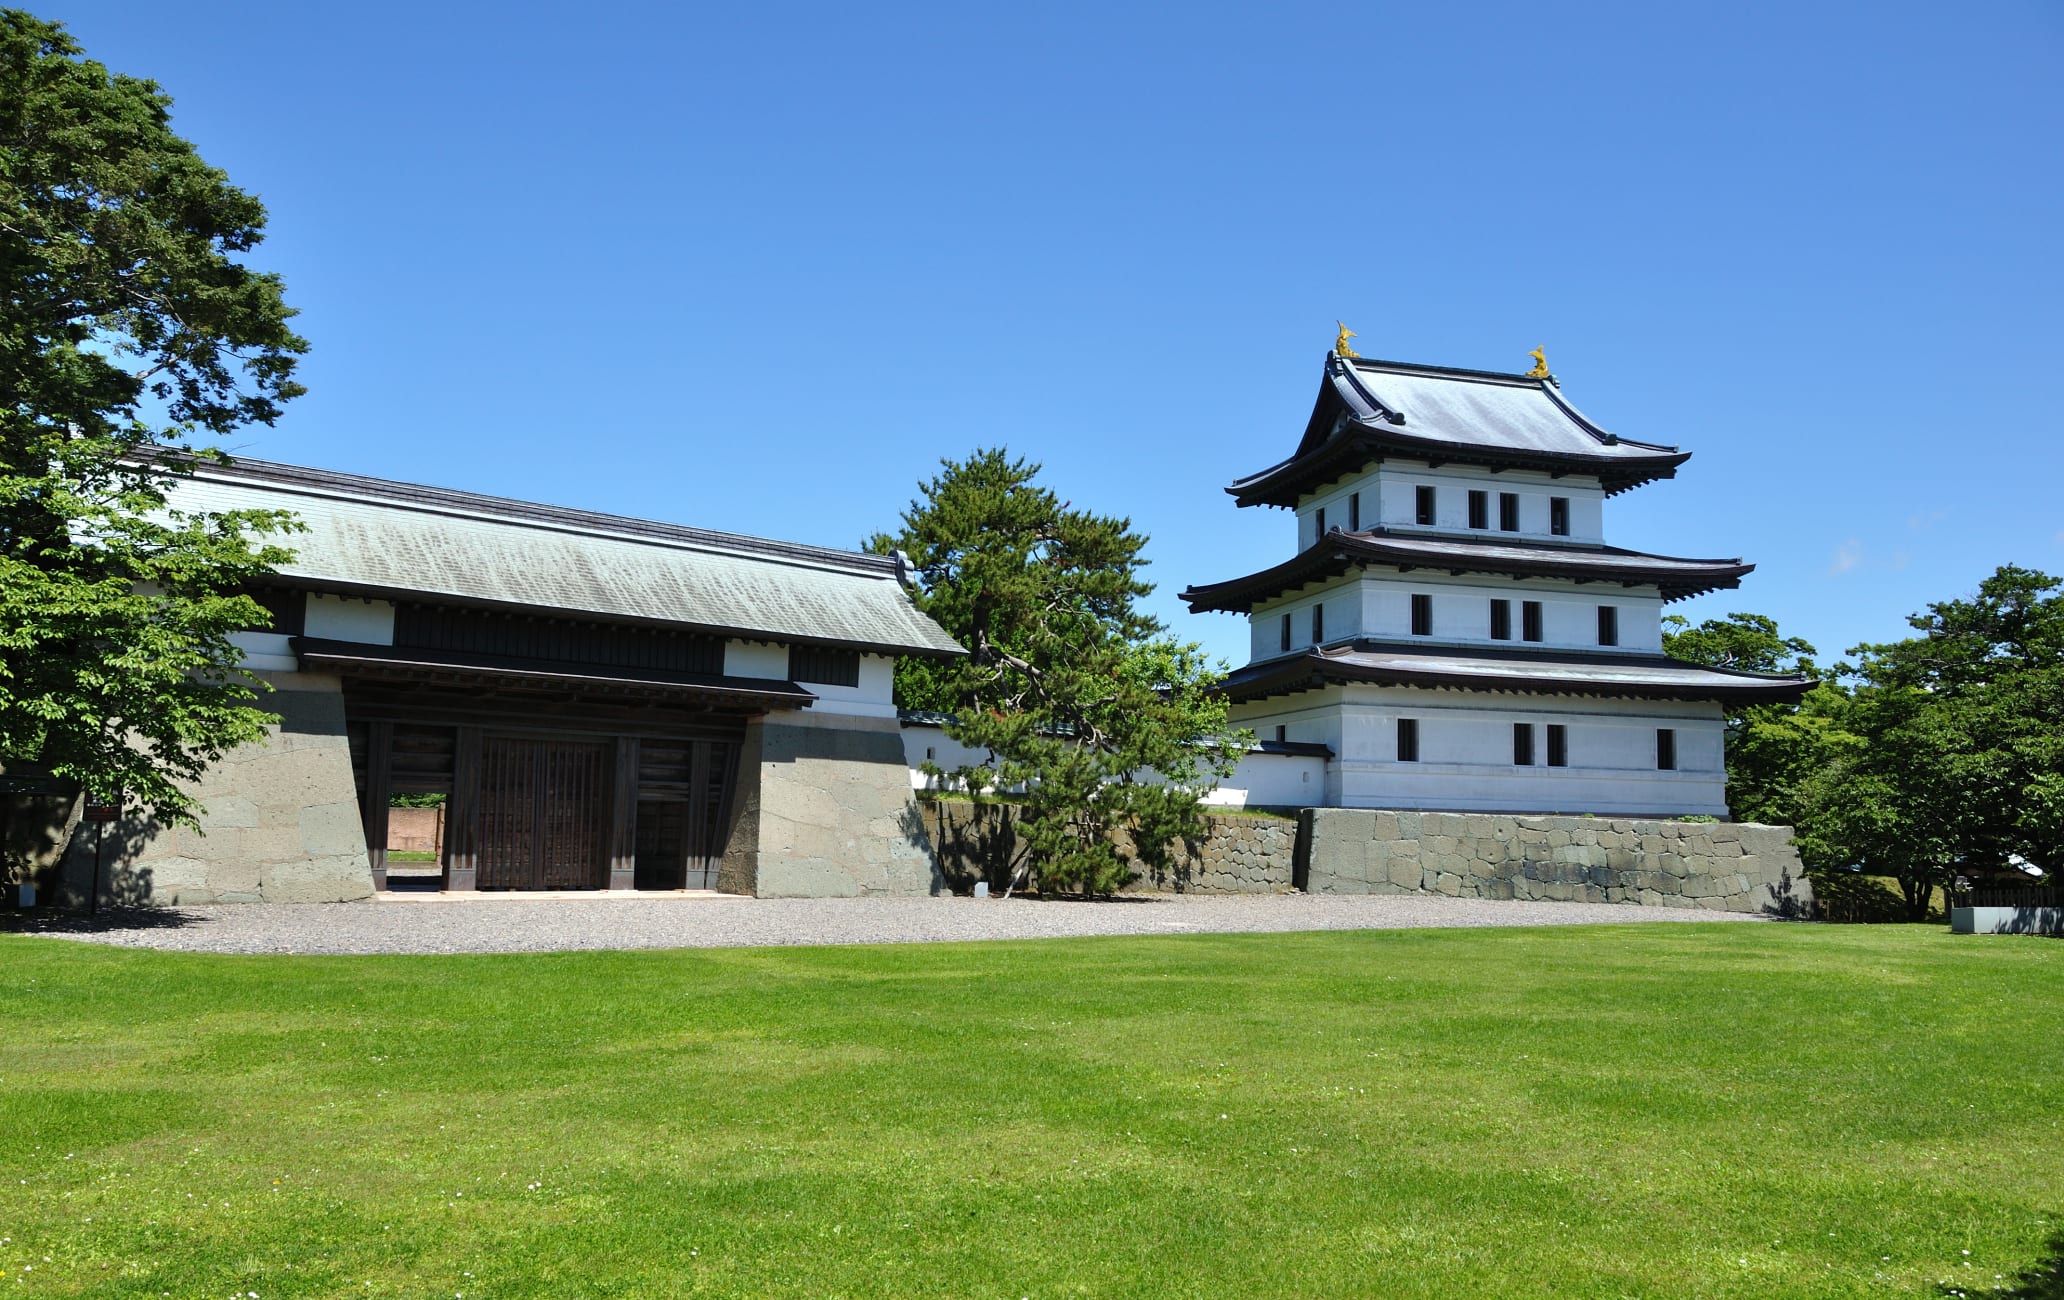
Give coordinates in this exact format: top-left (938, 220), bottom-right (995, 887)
top-left (1179, 533), bottom-right (1753, 612)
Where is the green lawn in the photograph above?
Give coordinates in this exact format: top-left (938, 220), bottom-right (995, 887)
top-left (0, 924), bottom-right (2057, 1298)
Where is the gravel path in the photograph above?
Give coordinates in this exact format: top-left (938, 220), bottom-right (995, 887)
top-left (2, 892), bottom-right (1763, 956)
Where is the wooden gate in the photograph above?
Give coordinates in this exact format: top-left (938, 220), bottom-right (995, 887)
top-left (477, 736), bottom-right (610, 889)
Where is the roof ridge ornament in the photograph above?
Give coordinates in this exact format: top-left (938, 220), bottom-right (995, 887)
top-left (1334, 321), bottom-right (1359, 359)
top-left (1526, 347), bottom-right (1550, 380)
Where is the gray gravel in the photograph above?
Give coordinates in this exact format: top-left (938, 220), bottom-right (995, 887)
top-left (2, 892), bottom-right (1762, 956)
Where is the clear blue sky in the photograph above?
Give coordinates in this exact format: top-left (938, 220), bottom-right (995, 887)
top-left (46, 0), bottom-right (2064, 669)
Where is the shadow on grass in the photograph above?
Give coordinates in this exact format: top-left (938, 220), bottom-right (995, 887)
top-left (1938, 1231), bottom-right (2064, 1299)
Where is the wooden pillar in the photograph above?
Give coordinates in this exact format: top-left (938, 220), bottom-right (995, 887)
top-left (609, 736), bottom-right (639, 890)
top-left (361, 720), bottom-right (393, 891)
top-left (446, 725), bottom-right (482, 891)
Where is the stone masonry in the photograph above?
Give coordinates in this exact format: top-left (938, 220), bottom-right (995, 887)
top-left (1300, 808), bottom-right (1812, 915)
top-left (720, 713), bottom-right (943, 898)
top-left (56, 679), bottom-right (376, 906)
top-left (920, 801), bottom-right (1298, 895)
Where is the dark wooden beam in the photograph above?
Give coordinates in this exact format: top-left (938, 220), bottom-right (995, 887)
top-left (361, 720), bottom-right (393, 891)
top-left (609, 736), bottom-right (639, 890)
top-left (447, 726), bottom-right (481, 891)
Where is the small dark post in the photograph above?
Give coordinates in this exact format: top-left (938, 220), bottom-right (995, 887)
top-left (609, 736), bottom-right (639, 890)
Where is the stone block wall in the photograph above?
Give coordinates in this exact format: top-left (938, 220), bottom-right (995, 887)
top-left (54, 680), bottom-right (376, 906)
top-left (721, 712), bottom-right (942, 897)
top-left (1300, 809), bottom-right (1812, 915)
top-left (918, 801), bottom-right (1298, 895)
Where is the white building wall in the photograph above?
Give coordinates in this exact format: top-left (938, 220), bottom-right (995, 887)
top-left (1230, 685), bottom-right (1726, 817)
top-left (303, 595), bottom-right (395, 645)
top-left (1296, 464), bottom-right (1607, 548)
top-left (725, 640), bottom-right (898, 719)
top-left (898, 720), bottom-right (1326, 808)
top-left (1251, 572), bottom-right (1665, 658)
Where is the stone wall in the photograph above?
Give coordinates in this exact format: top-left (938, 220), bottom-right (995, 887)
top-left (54, 679), bottom-right (376, 906)
top-left (720, 712), bottom-right (942, 897)
top-left (918, 801), bottom-right (1298, 895)
top-left (1299, 809), bottom-right (1812, 915)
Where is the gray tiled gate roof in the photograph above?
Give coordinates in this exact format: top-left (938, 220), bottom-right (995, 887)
top-left (172, 459), bottom-right (963, 657)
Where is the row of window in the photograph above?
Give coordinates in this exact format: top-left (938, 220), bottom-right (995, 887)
top-left (1280, 599), bottom-right (1623, 649)
top-left (1387, 719), bottom-right (1677, 769)
top-left (1415, 486), bottom-right (1571, 536)
top-left (1310, 488), bottom-right (1576, 539)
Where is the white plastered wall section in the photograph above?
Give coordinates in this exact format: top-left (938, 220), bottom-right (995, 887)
top-left (724, 640), bottom-right (897, 720)
top-left (897, 721), bottom-right (1326, 809)
top-left (1294, 464), bottom-right (1607, 550)
top-left (1230, 685), bottom-right (1725, 816)
top-left (1250, 573), bottom-right (1665, 661)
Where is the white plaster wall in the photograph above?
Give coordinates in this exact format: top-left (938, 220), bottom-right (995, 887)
top-left (1250, 572), bottom-right (1664, 659)
top-left (801, 653), bottom-right (897, 719)
top-left (1297, 463), bottom-right (1607, 548)
top-left (1231, 685), bottom-right (1726, 816)
top-left (229, 631), bottom-right (299, 673)
top-left (725, 639), bottom-right (791, 679)
top-left (1198, 751), bottom-right (1328, 808)
top-left (303, 595), bottom-right (394, 645)
top-left (729, 641), bottom-right (897, 718)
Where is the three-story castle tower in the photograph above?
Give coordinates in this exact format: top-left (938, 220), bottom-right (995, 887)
top-left (1179, 348), bottom-right (1810, 816)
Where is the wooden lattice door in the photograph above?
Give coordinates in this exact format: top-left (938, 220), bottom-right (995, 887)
top-left (477, 737), bottom-right (609, 889)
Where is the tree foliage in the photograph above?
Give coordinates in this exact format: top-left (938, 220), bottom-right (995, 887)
top-left (870, 449), bottom-right (1247, 897)
top-left (1662, 611), bottom-right (1829, 826)
top-left (1792, 565), bottom-right (2062, 918)
top-left (0, 10), bottom-right (305, 830)
top-left (1667, 575), bottom-right (2061, 920)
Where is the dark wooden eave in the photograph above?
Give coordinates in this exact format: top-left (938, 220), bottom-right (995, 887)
top-left (290, 638), bottom-right (816, 712)
top-left (1228, 423), bottom-right (1690, 507)
top-left (1179, 529), bottom-right (1753, 611)
top-left (1219, 641), bottom-right (1816, 706)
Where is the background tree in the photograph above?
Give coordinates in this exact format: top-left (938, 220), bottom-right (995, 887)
top-left (1789, 566), bottom-right (2062, 918)
top-left (870, 449), bottom-right (1247, 897)
top-left (1662, 611), bottom-right (1834, 826)
top-left (0, 9), bottom-right (306, 839)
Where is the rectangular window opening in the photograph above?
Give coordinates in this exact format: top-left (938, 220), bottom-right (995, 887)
top-left (1657, 728), bottom-right (1677, 771)
top-left (1312, 602), bottom-right (1324, 644)
top-left (1348, 491), bottom-right (1360, 531)
top-left (1275, 725), bottom-right (1287, 744)
top-left (1489, 599), bottom-right (1512, 641)
top-left (1315, 506), bottom-right (1326, 537)
top-left (1410, 593), bottom-right (1433, 637)
top-left (1597, 605), bottom-right (1619, 647)
top-left (1280, 612), bottom-right (1291, 653)
top-left (1546, 724), bottom-right (1567, 767)
top-left (1522, 600), bottom-right (1543, 642)
top-left (789, 644), bottom-right (861, 687)
top-left (1550, 496), bottom-right (1570, 536)
top-left (1499, 492), bottom-right (1519, 532)
top-left (1467, 490), bottom-right (1489, 530)
top-left (1396, 718), bottom-right (1419, 763)
top-left (1513, 722), bottom-right (1535, 766)
top-left (1415, 485), bottom-right (1436, 526)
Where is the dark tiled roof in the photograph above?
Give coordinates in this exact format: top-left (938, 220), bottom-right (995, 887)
top-left (1220, 641), bottom-right (1814, 705)
top-left (1228, 355), bottom-right (1690, 506)
top-left (1180, 529), bottom-right (1753, 611)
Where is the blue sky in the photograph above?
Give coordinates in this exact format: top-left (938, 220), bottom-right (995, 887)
top-left (49, 0), bottom-right (2064, 669)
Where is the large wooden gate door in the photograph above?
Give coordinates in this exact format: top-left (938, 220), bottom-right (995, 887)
top-left (478, 737), bottom-right (609, 889)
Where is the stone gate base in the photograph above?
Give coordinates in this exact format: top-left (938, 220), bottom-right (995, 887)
top-left (1299, 809), bottom-right (1811, 915)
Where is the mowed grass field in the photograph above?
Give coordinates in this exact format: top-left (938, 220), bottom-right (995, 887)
top-left (0, 924), bottom-right (2058, 1298)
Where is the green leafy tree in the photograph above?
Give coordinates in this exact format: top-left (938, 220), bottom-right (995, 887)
top-left (870, 449), bottom-right (1247, 897)
top-left (1662, 611), bottom-right (1839, 825)
top-left (0, 10), bottom-right (305, 839)
top-left (1790, 566), bottom-right (2062, 919)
